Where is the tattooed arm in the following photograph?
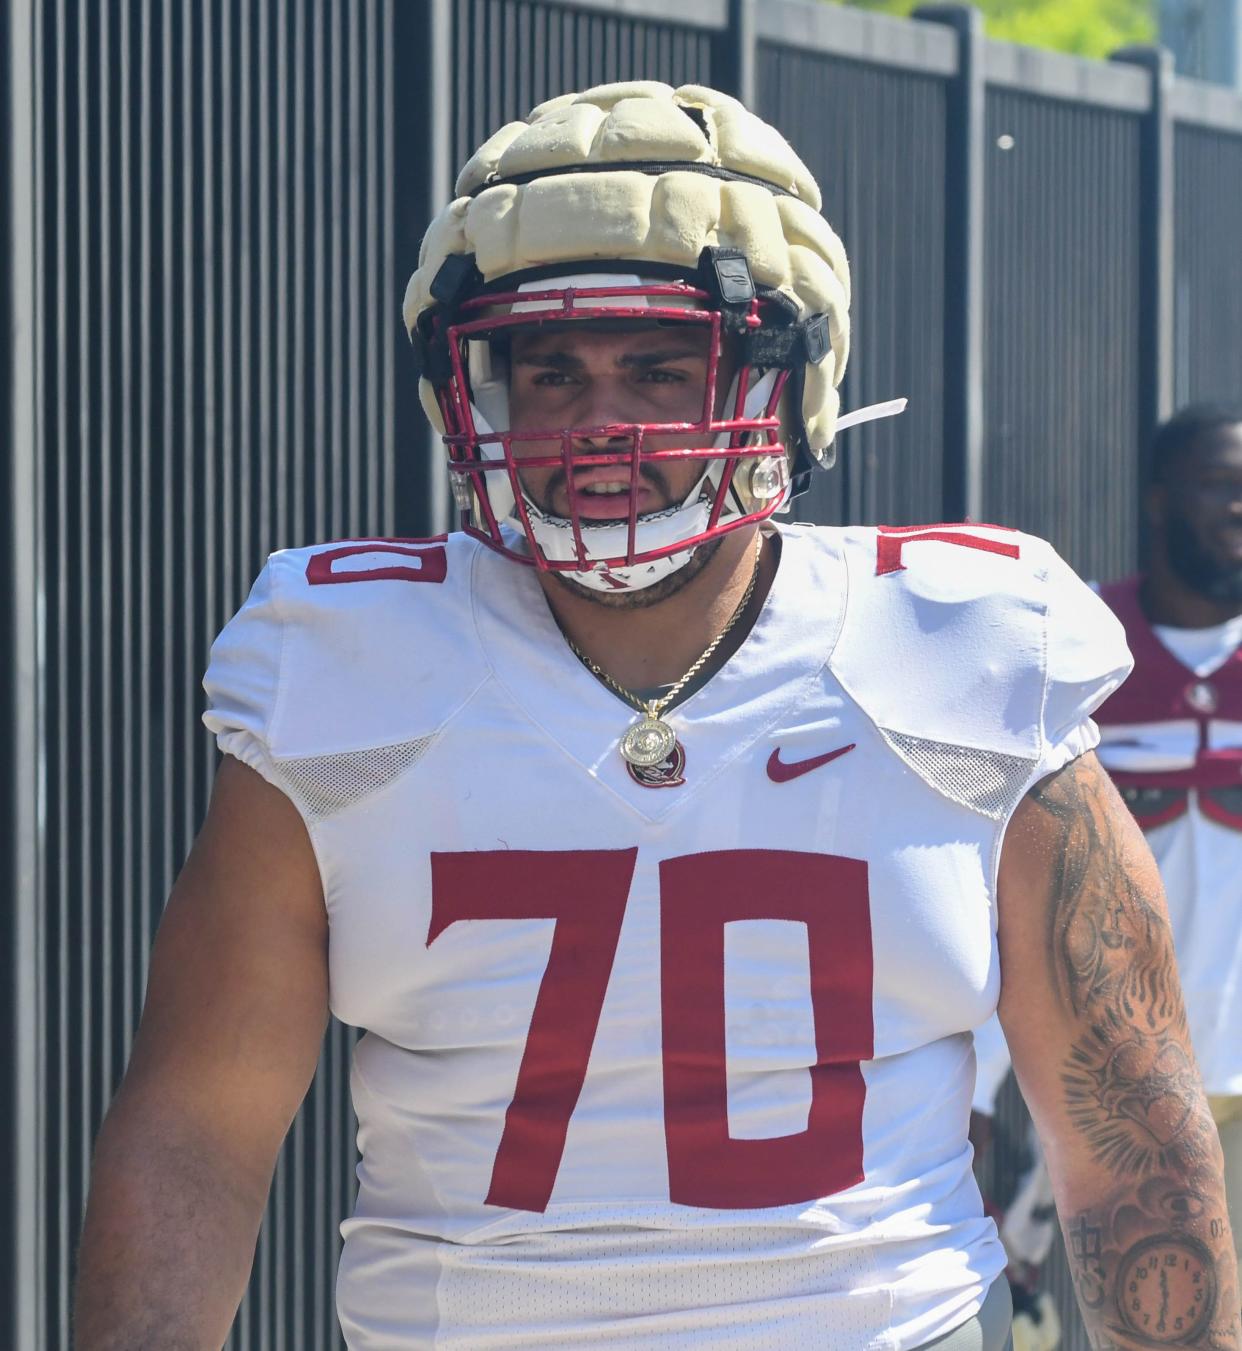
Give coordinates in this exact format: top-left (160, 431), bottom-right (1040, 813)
top-left (997, 751), bottom-right (1239, 1350)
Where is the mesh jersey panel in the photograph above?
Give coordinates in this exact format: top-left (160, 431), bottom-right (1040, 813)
top-left (880, 730), bottom-right (1035, 821)
top-left (275, 737), bottom-right (437, 818)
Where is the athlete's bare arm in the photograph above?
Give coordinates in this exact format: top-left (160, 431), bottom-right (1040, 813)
top-left (74, 756), bottom-right (328, 1349)
top-left (998, 751), bottom-right (1239, 1350)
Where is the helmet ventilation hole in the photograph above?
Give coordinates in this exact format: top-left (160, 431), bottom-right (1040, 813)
top-left (679, 104), bottom-right (712, 144)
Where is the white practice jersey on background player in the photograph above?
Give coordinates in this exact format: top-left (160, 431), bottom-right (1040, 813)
top-left (204, 522), bottom-right (1131, 1350)
top-left (1110, 760), bottom-right (1242, 1098)
top-left (1092, 581), bottom-right (1242, 1097)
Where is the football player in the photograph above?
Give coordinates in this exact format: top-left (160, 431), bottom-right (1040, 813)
top-left (1094, 403), bottom-right (1242, 1294)
top-left (75, 84), bottom-right (1239, 1350)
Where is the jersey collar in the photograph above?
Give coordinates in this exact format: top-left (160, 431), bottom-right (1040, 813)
top-left (470, 524), bottom-right (848, 822)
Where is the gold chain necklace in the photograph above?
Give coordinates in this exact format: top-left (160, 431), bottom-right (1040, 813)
top-left (564, 535), bottom-right (764, 768)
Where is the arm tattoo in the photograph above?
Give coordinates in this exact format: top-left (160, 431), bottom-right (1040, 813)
top-left (1065, 1179), bottom-right (1240, 1350)
top-left (1028, 763), bottom-right (1176, 1026)
top-left (1027, 759), bottom-right (1211, 1180)
top-left (1027, 757), bottom-right (1239, 1348)
top-left (1062, 1010), bottom-right (1216, 1179)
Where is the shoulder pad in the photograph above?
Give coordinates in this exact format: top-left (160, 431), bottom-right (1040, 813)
top-left (831, 524), bottom-right (1131, 811)
top-left (205, 533), bottom-right (489, 766)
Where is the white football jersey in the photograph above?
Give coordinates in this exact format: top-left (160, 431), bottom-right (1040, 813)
top-left (203, 522), bottom-right (1131, 1350)
top-left (1093, 578), bottom-right (1242, 1095)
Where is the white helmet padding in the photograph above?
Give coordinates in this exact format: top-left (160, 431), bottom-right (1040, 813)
top-left (408, 87), bottom-right (851, 442)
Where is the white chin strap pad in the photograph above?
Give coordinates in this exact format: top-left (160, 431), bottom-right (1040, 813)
top-left (528, 496), bottom-right (713, 593)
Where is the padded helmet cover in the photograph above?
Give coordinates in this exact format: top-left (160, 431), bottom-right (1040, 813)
top-left (404, 81), bottom-right (851, 461)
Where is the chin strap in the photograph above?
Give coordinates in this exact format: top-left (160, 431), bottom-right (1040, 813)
top-left (790, 395), bottom-right (908, 480)
top-left (834, 397), bottom-right (908, 433)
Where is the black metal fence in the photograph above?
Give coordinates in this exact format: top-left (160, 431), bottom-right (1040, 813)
top-left (5, 1), bottom-right (1242, 1347)
top-left (757, 23), bottom-right (952, 529)
top-left (981, 74), bottom-right (1145, 582)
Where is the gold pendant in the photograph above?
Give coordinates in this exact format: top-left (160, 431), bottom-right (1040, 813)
top-left (620, 716), bottom-right (678, 768)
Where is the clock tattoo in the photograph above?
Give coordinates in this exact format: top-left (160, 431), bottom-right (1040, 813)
top-left (1114, 1235), bottom-right (1217, 1344)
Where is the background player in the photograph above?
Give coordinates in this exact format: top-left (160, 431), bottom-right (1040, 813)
top-left (74, 84), bottom-right (1238, 1350)
top-left (1095, 403), bottom-right (1242, 1289)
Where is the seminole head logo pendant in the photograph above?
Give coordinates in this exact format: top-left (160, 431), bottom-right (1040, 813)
top-left (626, 739), bottom-right (687, 789)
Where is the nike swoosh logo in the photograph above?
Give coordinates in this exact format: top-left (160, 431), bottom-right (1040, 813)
top-left (766, 743), bottom-right (857, 783)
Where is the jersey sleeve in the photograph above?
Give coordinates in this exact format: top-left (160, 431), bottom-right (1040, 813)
top-left (1035, 549), bottom-right (1133, 780)
top-left (971, 1013), bottom-right (1012, 1115)
top-left (202, 556), bottom-right (285, 785)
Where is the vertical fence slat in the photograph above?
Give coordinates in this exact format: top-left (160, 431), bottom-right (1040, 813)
top-left (5, 0), bottom-right (47, 1341)
top-left (916, 5), bottom-right (986, 521)
top-left (1113, 46), bottom-right (1176, 481)
top-left (1174, 120), bottom-right (1242, 406)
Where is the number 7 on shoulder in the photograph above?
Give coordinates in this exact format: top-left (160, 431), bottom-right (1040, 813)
top-left (875, 523), bottom-right (1021, 576)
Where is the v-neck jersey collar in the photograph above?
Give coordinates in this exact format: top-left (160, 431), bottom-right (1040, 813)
top-left (468, 524), bottom-right (849, 821)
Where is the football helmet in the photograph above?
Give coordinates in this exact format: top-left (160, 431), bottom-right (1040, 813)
top-left (405, 82), bottom-right (882, 592)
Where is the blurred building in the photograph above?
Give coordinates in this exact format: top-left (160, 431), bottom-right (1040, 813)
top-left (1162, 0), bottom-right (1242, 87)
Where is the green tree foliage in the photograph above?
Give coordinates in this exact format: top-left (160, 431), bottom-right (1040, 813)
top-left (833, 0), bottom-right (1156, 59)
